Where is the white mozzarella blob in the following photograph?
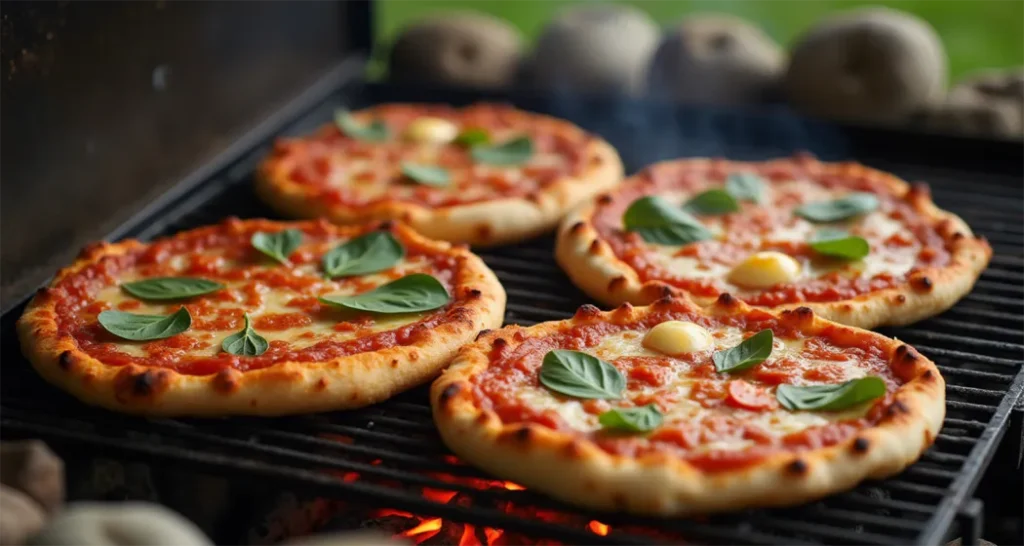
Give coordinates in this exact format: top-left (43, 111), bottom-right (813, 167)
top-left (727, 251), bottom-right (801, 288)
top-left (642, 321), bottom-right (713, 355)
top-left (404, 117), bottom-right (459, 144)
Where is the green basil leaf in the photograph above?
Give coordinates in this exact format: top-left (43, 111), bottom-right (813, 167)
top-left (221, 313), bottom-right (269, 356)
top-left (251, 229), bottom-right (303, 265)
top-left (318, 273), bottom-right (449, 314)
top-left (470, 136), bottom-right (533, 166)
top-left (400, 162), bottom-right (450, 187)
top-left (623, 196), bottom-right (714, 245)
top-left (334, 109), bottom-right (390, 142)
top-left (725, 172), bottom-right (765, 204)
top-left (776, 376), bottom-right (887, 411)
top-left (539, 350), bottom-right (625, 399)
top-left (795, 192), bottom-right (879, 223)
top-left (454, 128), bottom-right (489, 147)
top-left (598, 404), bottom-right (663, 433)
top-left (809, 229), bottom-right (870, 260)
top-left (684, 189), bottom-right (740, 215)
top-left (713, 329), bottom-right (774, 373)
top-left (121, 277), bottom-right (224, 301)
top-left (322, 231), bottom-right (405, 279)
top-left (97, 308), bottom-right (191, 341)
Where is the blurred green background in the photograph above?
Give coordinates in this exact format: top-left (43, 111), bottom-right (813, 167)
top-left (373, 0), bottom-right (1024, 82)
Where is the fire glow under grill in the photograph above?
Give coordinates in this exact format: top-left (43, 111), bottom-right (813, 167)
top-left (0, 84), bottom-right (1021, 545)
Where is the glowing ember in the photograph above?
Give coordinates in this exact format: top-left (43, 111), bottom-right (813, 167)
top-left (588, 520), bottom-right (610, 536)
top-left (458, 523), bottom-right (479, 546)
top-left (399, 517), bottom-right (443, 543)
top-left (484, 527), bottom-right (504, 544)
top-left (502, 481), bottom-right (525, 491)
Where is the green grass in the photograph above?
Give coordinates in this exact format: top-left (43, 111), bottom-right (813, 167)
top-left (373, 0), bottom-right (1023, 84)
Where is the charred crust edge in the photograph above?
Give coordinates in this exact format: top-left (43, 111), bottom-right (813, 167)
top-left (438, 383), bottom-right (462, 406)
top-left (786, 459), bottom-right (808, 475)
top-left (58, 350), bottom-right (74, 371)
top-left (852, 437), bottom-right (870, 453)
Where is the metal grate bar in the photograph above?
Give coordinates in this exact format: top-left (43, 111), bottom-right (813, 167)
top-left (935, 366), bottom-right (1017, 382)
top-left (925, 319), bottom-right (1022, 339)
top-left (913, 346), bottom-right (1021, 368)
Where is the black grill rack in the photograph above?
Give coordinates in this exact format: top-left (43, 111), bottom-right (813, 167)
top-left (2, 82), bottom-right (1022, 545)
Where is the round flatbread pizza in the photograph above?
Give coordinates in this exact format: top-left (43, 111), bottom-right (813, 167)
top-left (257, 102), bottom-right (624, 246)
top-left (18, 218), bottom-right (505, 416)
top-left (432, 296), bottom-right (944, 516)
top-left (555, 155), bottom-right (991, 329)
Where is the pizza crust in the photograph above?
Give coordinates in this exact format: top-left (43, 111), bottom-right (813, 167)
top-left (431, 296), bottom-right (945, 516)
top-left (555, 155), bottom-right (992, 329)
top-left (17, 219), bottom-right (506, 416)
top-left (256, 104), bottom-right (624, 247)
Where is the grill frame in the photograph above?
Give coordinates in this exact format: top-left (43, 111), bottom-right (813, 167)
top-left (1, 82), bottom-right (1021, 545)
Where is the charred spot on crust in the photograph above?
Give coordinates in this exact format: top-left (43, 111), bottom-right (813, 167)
top-left (921, 369), bottom-right (934, 381)
top-left (212, 369), bottom-right (241, 394)
top-left (894, 345), bottom-right (909, 359)
top-left (377, 220), bottom-right (396, 231)
top-left (466, 289), bottom-right (482, 299)
top-left (654, 295), bottom-right (675, 307)
top-left (596, 194), bottom-right (613, 205)
top-left (474, 329), bottom-right (492, 341)
top-left (438, 383), bottom-right (462, 406)
top-left (390, 359), bottom-right (400, 368)
top-left (526, 191), bottom-right (542, 203)
top-left (793, 306), bottom-right (814, 320)
top-left (588, 239), bottom-right (603, 254)
top-left (911, 275), bottom-right (933, 292)
top-left (58, 350), bottom-right (74, 371)
top-left (315, 378), bottom-right (329, 391)
top-left (116, 369), bottom-right (172, 400)
top-left (909, 182), bottom-right (932, 199)
top-left (614, 302), bottom-right (634, 315)
top-left (886, 400), bottom-right (909, 417)
top-left (475, 224), bottom-right (493, 240)
top-left (852, 437), bottom-right (870, 453)
top-left (895, 294), bottom-right (907, 304)
top-left (608, 276), bottom-right (627, 292)
top-left (513, 426), bottom-right (532, 442)
top-left (786, 459), bottom-right (808, 475)
top-left (951, 232), bottom-right (965, 241)
top-left (569, 221), bottom-right (586, 234)
top-left (408, 351), bottom-right (420, 362)
top-left (492, 338), bottom-right (508, 350)
top-left (716, 293), bottom-right (737, 307)
top-left (574, 304), bottom-right (602, 319)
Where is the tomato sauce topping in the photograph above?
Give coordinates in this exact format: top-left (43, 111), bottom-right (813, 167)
top-left (591, 159), bottom-right (952, 305)
top-left (270, 103), bottom-right (593, 208)
top-left (48, 220), bottom-right (470, 376)
top-left (471, 299), bottom-right (900, 472)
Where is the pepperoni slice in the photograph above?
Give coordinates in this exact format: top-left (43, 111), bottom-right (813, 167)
top-left (725, 380), bottom-right (777, 411)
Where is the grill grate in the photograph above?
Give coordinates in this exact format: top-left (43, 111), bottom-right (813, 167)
top-left (1, 84), bottom-right (1022, 545)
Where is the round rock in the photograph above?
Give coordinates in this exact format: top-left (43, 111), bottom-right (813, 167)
top-left (28, 502), bottom-right (212, 546)
top-left (785, 7), bottom-right (947, 123)
top-left (0, 486), bottom-right (46, 546)
top-left (387, 12), bottom-right (523, 89)
top-left (524, 4), bottom-right (659, 95)
top-left (648, 14), bottom-right (785, 105)
top-left (0, 441), bottom-right (65, 513)
top-left (912, 67), bottom-right (1024, 138)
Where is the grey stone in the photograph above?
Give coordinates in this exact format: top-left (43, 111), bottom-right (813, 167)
top-left (0, 442), bottom-right (64, 513)
top-left (0, 486), bottom-right (46, 546)
top-left (28, 502), bottom-right (211, 546)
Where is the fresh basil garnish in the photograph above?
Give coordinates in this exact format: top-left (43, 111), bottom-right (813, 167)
top-left (685, 189), bottom-right (740, 215)
top-left (400, 162), bottom-right (450, 187)
top-left (725, 172), bottom-right (765, 204)
top-left (713, 329), bottom-right (774, 374)
top-left (318, 273), bottom-right (449, 314)
top-left (334, 109), bottom-right (390, 142)
top-left (322, 231), bottom-right (405, 279)
top-left (539, 350), bottom-right (625, 399)
top-left (97, 308), bottom-right (191, 341)
top-left (598, 404), bottom-right (663, 433)
top-left (121, 277), bottom-right (224, 301)
top-left (251, 229), bottom-right (303, 265)
top-left (776, 376), bottom-right (887, 411)
top-left (221, 313), bottom-right (269, 356)
top-left (809, 229), bottom-right (870, 260)
top-left (470, 136), bottom-right (533, 166)
top-left (795, 192), bottom-right (879, 223)
top-left (623, 196), bottom-right (714, 245)
top-left (454, 128), bottom-right (489, 147)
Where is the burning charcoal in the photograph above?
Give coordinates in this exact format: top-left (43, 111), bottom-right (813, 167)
top-left (648, 14), bottom-right (785, 105)
top-left (523, 4), bottom-right (659, 96)
top-left (0, 485), bottom-right (46, 545)
top-left (27, 502), bottom-right (211, 546)
top-left (286, 531), bottom-right (396, 546)
top-left (784, 7), bottom-right (947, 123)
top-left (387, 13), bottom-right (523, 89)
top-left (0, 441), bottom-right (64, 513)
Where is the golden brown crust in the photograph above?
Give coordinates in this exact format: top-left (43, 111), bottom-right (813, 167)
top-left (256, 103), bottom-right (624, 247)
top-left (555, 155), bottom-right (992, 329)
top-left (431, 297), bottom-right (945, 516)
top-left (18, 219), bottom-right (506, 416)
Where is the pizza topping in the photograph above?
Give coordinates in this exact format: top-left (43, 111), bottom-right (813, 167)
top-left (121, 277), bottom-right (224, 301)
top-left (725, 172), bottom-right (765, 204)
top-left (727, 251), bottom-right (801, 288)
top-left (334, 109), bottom-right (390, 142)
top-left (97, 308), bottom-right (192, 341)
top-left (809, 229), bottom-right (870, 260)
top-left (470, 136), bottom-right (534, 166)
top-left (623, 196), bottom-right (713, 245)
top-left (685, 189), bottom-right (740, 215)
top-left (642, 321), bottom-right (713, 355)
top-left (400, 163), bottom-right (450, 187)
top-left (776, 377), bottom-right (887, 411)
top-left (725, 379), bottom-right (778, 411)
top-left (712, 329), bottom-right (773, 373)
top-left (220, 313), bottom-right (269, 356)
top-left (318, 273), bottom-right (449, 314)
top-left (322, 231), bottom-right (405, 279)
top-left (539, 350), bottom-right (626, 399)
top-left (403, 116), bottom-right (459, 144)
top-left (251, 229), bottom-right (303, 265)
top-left (598, 404), bottom-right (664, 433)
top-left (453, 128), bottom-right (489, 147)
top-left (794, 192), bottom-right (879, 223)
